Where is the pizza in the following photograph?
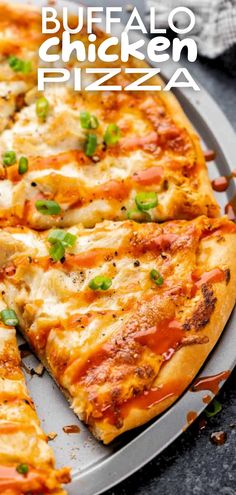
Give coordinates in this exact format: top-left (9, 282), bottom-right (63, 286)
top-left (0, 299), bottom-right (70, 493)
top-left (0, 215), bottom-right (235, 444)
top-left (0, 4), bottom-right (220, 230)
top-left (0, 0), bottom-right (235, 478)
top-left (0, 3), bottom-right (44, 134)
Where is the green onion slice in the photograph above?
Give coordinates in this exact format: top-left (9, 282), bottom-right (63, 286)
top-left (18, 156), bottom-right (28, 175)
top-left (2, 151), bottom-right (17, 167)
top-left (8, 56), bottom-right (32, 74)
top-left (150, 269), bottom-right (164, 286)
top-left (127, 208), bottom-right (151, 223)
top-left (0, 308), bottom-right (19, 327)
top-left (16, 463), bottom-right (29, 475)
top-left (89, 275), bottom-right (112, 291)
top-left (80, 111), bottom-right (99, 129)
top-left (48, 229), bottom-right (76, 248)
top-left (36, 96), bottom-right (50, 121)
top-left (135, 191), bottom-right (158, 211)
top-left (49, 242), bottom-right (65, 262)
top-left (85, 133), bottom-right (97, 157)
top-left (205, 399), bottom-right (222, 418)
top-left (35, 200), bottom-right (61, 216)
top-left (104, 124), bottom-right (120, 146)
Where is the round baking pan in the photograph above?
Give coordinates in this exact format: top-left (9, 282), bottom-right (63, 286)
top-left (7, 1), bottom-right (236, 493)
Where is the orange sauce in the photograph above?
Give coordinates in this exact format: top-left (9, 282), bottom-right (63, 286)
top-left (71, 319), bottom-right (183, 384)
top-left (101, 380), bottom-right (185, 425)
top-left (203, 394), bottom-right (211, 404)
top-left (64, 248), bottom-right (114, 269)
top-left (63, 425), bottom-right (80, 434)
top-left (132, 166), bottom-right (164, 185)
top-left (94, 180), bottom-right (131, 201)
top-left (192, 268), bottom-right (225, 288)
top-left (0, 465), bottom-right (43, 491)
top-left (153, 233), bottom-right (178, 250)
top-left (134, 319), bottom-right (184, 356)
top-left (186, 411), bottom-right (197, 425)
top-left (6, 150), bottom-right (90, 183)
top-left (204, 150), bottom-right (216, 161)
top-left (211, 176), bottom-right (229, 192)
top-left (191, 370), bottom-right (230, 395)
top-left (0, 423), bottom-right (23, 434)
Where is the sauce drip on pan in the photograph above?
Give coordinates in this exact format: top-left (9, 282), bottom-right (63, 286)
top-left (211, 176), bottom-right (229, 192)
top-left (204, 150), bottom-right (216, 161)
top-left (186, 411), bottom-right (197, 425)
top-left (191, 370), bottom-right (230, 395)
top-left (203, 394), bottom-right (211, 404)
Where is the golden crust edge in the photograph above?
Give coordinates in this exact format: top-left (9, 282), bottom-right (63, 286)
top-left (88, 231), bottom-right (236, 443)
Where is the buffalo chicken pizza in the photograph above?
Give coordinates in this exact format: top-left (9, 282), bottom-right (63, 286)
top-left (0, 216), bottom-right (235, 443)
top-left (0, 299), bottom-right (70, 494)
top-left (0, 2), bottom-right (235, 491)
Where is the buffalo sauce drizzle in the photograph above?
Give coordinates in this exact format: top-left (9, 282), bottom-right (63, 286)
top-left (191, 371), bottom-right (230, 394)
top-left (79, 320), bottom-right (186, 424)
top-left (0, 465), bottom-right (45, 491)
top-left (192, 268), bottom-right (226, 291)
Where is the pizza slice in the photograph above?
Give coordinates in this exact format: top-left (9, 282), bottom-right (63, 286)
top-left (0, 298), bottom-right (70, 493)
top-left (0, 78), bottom-right (219, 229)
top-left (0, 215), bottom-right (235, 443)
top-left (0, 4), bottom-right (219, 229)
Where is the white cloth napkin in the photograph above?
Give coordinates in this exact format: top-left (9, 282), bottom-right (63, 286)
top-left (146, 0), bottom-right (236, 58)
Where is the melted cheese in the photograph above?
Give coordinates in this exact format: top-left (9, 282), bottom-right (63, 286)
top-left (0, 215), bottom-right (234, 442)
top-left (0, 17), bottom-right (219, 229)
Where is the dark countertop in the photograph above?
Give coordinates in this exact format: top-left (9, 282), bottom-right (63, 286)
top-left (105, 23), bottom-right (236, 495)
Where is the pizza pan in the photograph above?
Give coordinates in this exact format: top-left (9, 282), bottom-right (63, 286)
top-left (7, 1), bottom-right (236, 493)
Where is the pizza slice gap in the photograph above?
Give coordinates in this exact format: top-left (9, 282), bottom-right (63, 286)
top-left (0, 298), bottom-right (70, 493)
top-left (0, 216), bottom-right (235, 444)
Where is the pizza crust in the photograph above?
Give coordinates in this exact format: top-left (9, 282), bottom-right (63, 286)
top-left (89, 230), bottom-right (236, 443)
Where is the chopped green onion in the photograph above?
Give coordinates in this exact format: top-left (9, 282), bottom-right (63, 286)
top-left (47, 229), bottom-right (76, 248)
top-left (205, 399), bottom-right (222, 418)
top-left (2, 151), bottom-right (17, 167)
top-left (80, 111), bottom-right (99, 129)
top-left (8, 56), bottom-right (32, 74)
top-left (150, 269), bottom-right (164, 286)
top-left (104, 124), bottom-right (120, 146)
top-left (85, 133), bottom-right (97, 157)
top-left (127, 209), bottom-right (151, 223)
top-left (135, 191), bottom-right (158, 211)
top-left (35, 200), bottom-right (61, 216)
top-left (49, 242), bottom-right (65, 262)
top-left (36, 96), bottom-right (49, 121)
top-left (0, 308), bottom-right (19, 327)
top-left (89, 275), bottom-right (112, 291)
top-left (16, 463), bottom-right (29, 475)
top-left (47, 230), bottom-right (76, 261)
top-left (90, 115), bottom-right (99, 129)
top-left (18, 156), bottom-right (28, 175)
